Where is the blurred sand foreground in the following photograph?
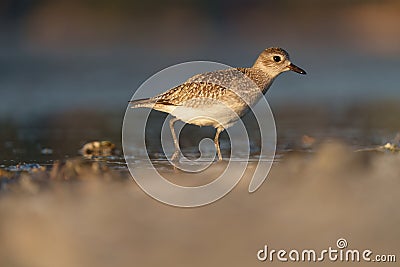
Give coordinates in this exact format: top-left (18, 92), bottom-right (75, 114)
top-left (0, 142), bottom-right (399, 267)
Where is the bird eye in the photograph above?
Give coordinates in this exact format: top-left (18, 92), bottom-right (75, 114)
top-left (273, 56), bottom-right (281, 62)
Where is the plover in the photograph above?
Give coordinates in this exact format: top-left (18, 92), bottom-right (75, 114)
top-left (130, 47), bottom-right (306, 160)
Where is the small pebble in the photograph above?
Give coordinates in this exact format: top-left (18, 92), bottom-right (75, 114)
top-left (80, 141), bottom-right (117, 158)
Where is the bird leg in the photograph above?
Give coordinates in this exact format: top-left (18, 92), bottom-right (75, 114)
top-left (214, 127), bottom-right (224, 161)
top-left (169, 117), bottom-right (181, 160)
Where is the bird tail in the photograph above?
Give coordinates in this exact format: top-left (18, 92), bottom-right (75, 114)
top-left (129, 98), bottom-right (157, 108)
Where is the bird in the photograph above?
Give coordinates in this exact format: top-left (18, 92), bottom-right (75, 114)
top-left (130, 47), bottom-right (306, 161)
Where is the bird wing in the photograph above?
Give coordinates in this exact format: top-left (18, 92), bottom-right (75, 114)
top-left (153, 81), bottom-right (241, 108)
top-left (152, 68), bottom-right (255, 107)
top-left (187, 68), bottom-right (247, 88)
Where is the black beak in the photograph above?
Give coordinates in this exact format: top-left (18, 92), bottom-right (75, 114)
top-left (288, 63), bottom-right (306, 75)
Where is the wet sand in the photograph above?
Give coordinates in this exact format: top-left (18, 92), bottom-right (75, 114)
top-left (0, 141), bottom-right (399, 267)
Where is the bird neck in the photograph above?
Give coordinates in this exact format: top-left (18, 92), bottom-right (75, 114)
top-left (237, 67), bottom-right (275, 94)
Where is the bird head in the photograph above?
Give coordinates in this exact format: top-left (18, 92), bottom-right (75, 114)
top-left (253, 47), bottom-right (306, 77)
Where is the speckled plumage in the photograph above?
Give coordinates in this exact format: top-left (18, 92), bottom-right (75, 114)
top-left (131, 68), bottom-right (272, 122)
top-left (130, 47), bottom-right (306, 160)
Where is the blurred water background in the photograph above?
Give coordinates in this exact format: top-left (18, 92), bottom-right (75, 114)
top-left (1, 0), bottom-right (400, 163)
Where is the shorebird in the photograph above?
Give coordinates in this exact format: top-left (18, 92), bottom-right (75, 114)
top-left (130, 47), bottom-right (306, 161)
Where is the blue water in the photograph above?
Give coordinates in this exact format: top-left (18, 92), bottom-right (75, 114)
top-left (1, 43), bottom-right (399, 121)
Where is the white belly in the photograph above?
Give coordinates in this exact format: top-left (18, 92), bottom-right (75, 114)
top-left (170, 105), bottom-right (241, 128)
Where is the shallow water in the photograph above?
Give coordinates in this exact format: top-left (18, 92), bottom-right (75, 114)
top-left (2, 102), bottom-right (399, 167)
